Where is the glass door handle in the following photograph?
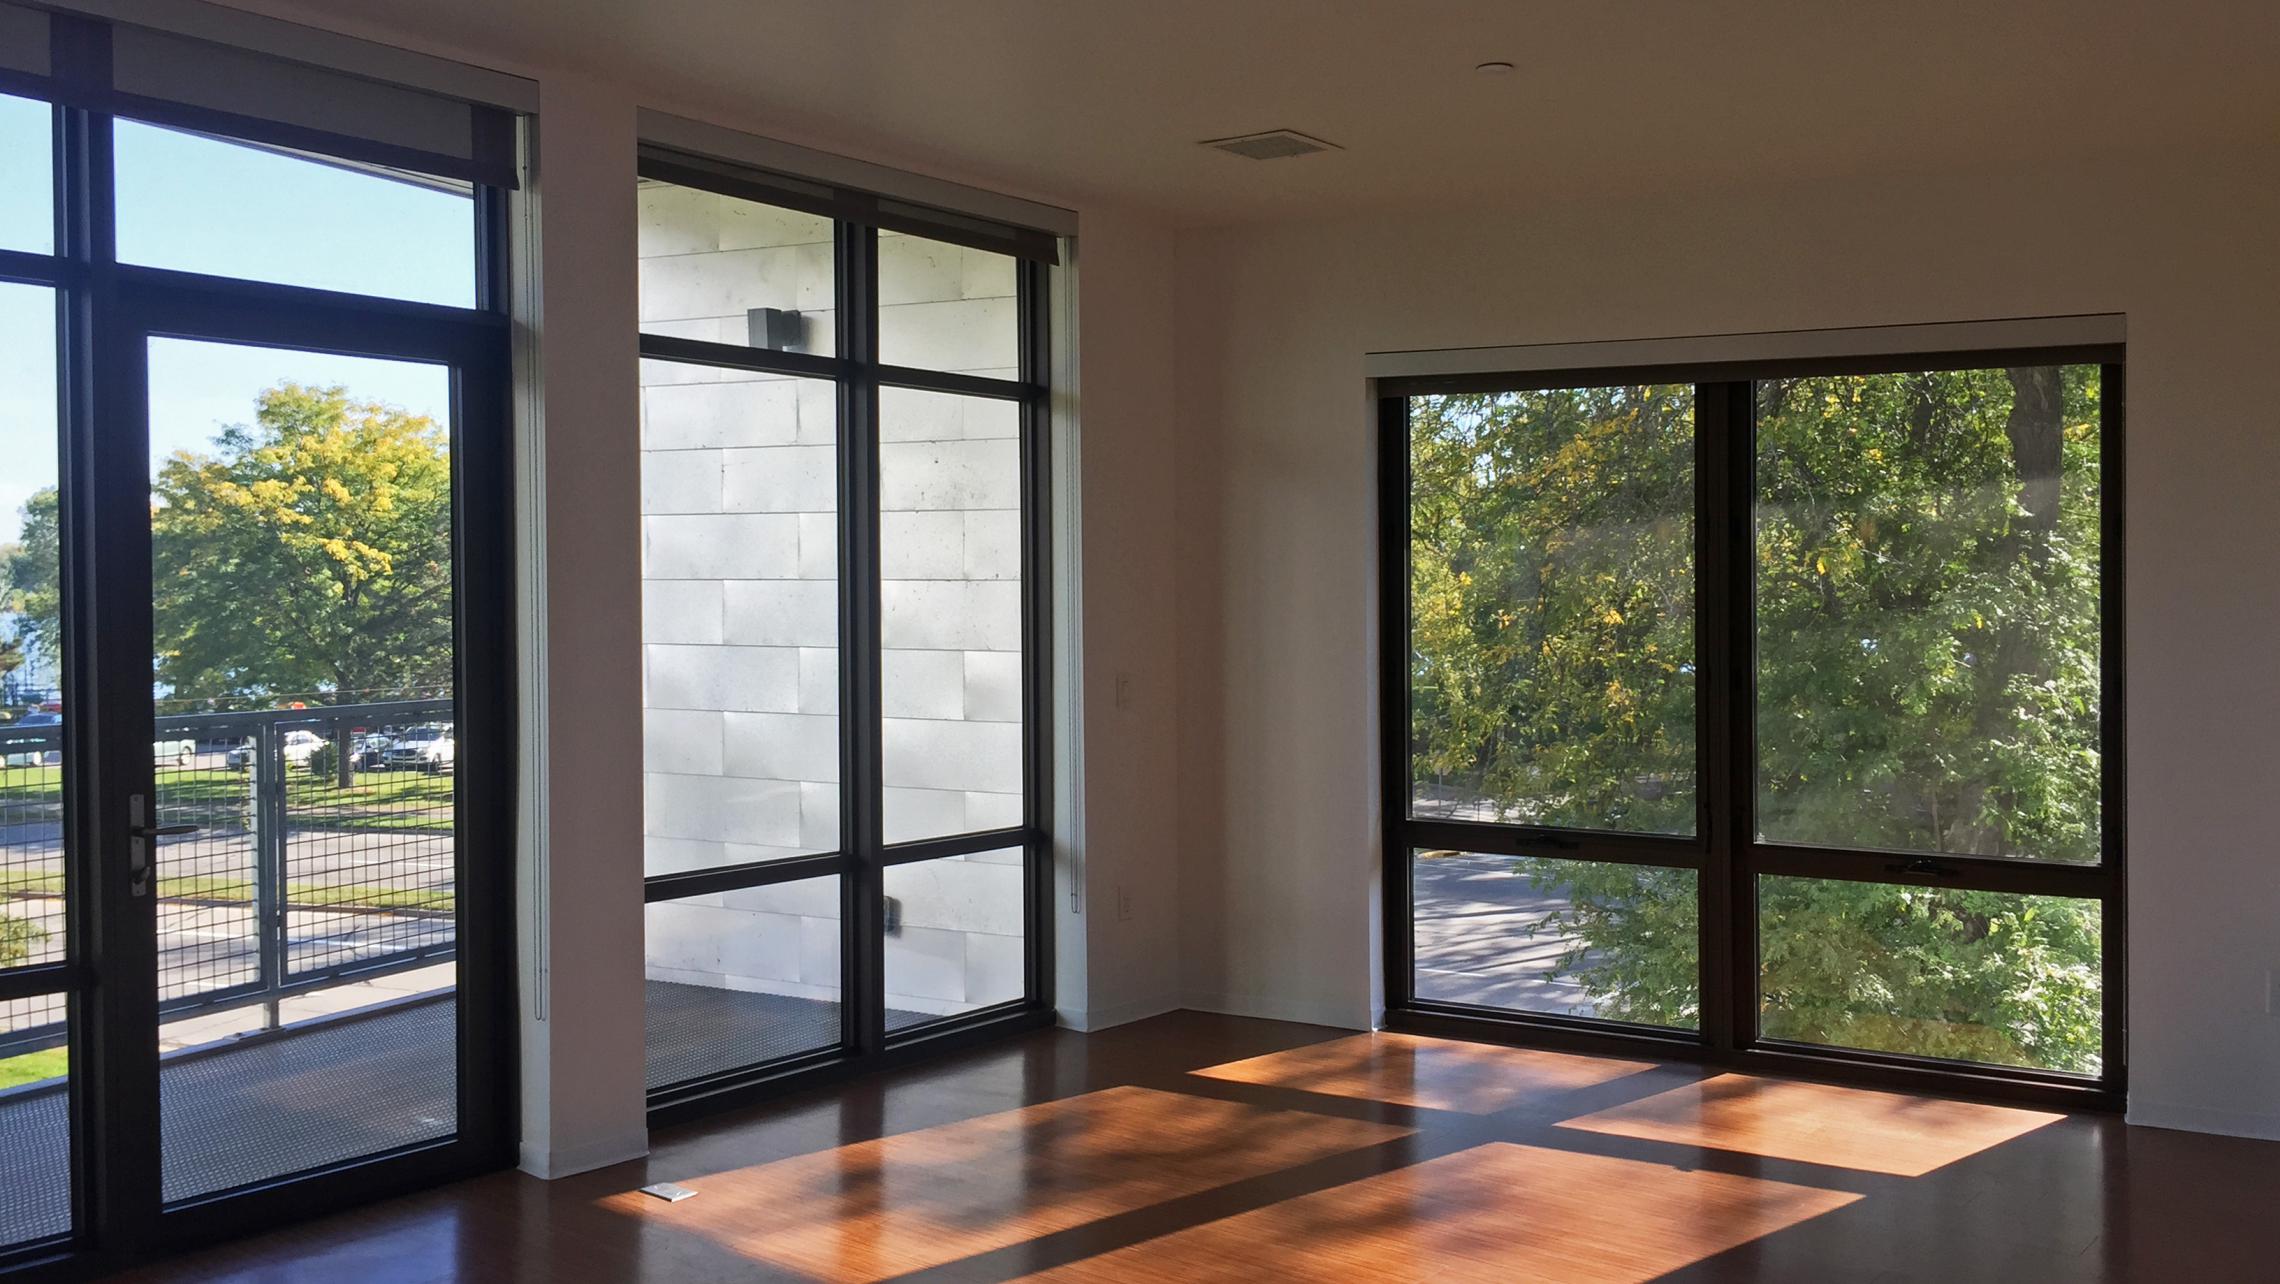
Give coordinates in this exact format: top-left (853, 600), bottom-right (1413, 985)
top-left (125, 793), bottom-right (199, 897)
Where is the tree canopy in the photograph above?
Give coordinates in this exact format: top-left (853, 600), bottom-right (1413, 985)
top-left (1409, 366), bottom-right (2104, 1072)
top-left (4, 382), bottom-right (455, 709)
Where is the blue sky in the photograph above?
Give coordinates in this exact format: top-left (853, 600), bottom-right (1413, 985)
top-left (1, 93), bottom-right (467, 537)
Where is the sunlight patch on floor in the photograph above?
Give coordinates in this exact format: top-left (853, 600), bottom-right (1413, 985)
top-left (1018, 1140), bottom-right (1859, 1283)
top-left (1192, 1032), bottom-right (1657, 1114)
top-left (1557, 1073), bottom-right (2065, 1177)
top-left (599, 1084), bottom-right (1411, 1281)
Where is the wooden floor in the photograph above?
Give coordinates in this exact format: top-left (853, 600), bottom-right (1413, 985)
top-left (112, 1012), bottom-right (2280, 1282)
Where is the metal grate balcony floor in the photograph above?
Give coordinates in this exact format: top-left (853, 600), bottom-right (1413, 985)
top-left (643, 980), bottom-right (931, 1090)
top-left (2, 982), bottom-right (950, 1250)
top-left (0, 994), bottom-right (458, 1251)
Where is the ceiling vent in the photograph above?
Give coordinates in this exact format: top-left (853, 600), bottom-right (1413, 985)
top-left (1200, 129), bottom-right (1340, 161)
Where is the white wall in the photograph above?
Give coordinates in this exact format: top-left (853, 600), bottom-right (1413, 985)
top-left (1065, 210), bottom-right (1184, 1029)
top-left (1173, 141), bottom-right (2280, 1136)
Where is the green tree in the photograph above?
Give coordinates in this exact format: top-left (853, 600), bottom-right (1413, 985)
top-left (1410, 367), bottom-right (2104, 1072)
top-left (1408, 385), bottom-right (1696, 833)
top-left (2, 488), bottom-right (60, 675)
top-left (151, 382), bottom-right (454, 706)
top-left (6, 384), bottom-right (454, 708)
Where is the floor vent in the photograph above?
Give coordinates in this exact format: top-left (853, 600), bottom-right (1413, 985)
top-left (1200, 129), bottom-right (1340, 161)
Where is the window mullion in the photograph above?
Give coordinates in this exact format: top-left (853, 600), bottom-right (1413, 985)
top-left (835, 220), bottom-right (886, 1057)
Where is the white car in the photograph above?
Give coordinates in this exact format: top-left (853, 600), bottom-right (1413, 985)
top-left (0, 713), bottom-right (187, 766)
top-left (226, 729), bottom-right (327, 771)
top-left (382, 725), bottom-right (455, 774)
top-left (2, 712), bottom-right (59, 768)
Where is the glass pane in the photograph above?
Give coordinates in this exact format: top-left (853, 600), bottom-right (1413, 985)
top-left (0, 282), bottom-right (60, 971)
top-left (638, 180), bottom-right (836, 356)
top-left (0, 94), bottom-right (51, 255)
top-left (877, 231), bottom-right (1017, 375)
top-left (1754, 366), bottom-right (2103, 863)
top-left (641, 366), bottom-right (839, 874)
top-left (114, 120), bottom-right (476, 307)
top-left (878, 388), bottom-right (1023, 843)
top-left (1412, 850), bottom-right (1698, 1028)
top-left (148, 340), bottom-right (460, 1202)
top-left (1407, 387), bottom-right (1696, 834)
top-left (883, 849), bottom-right (1025, 1031)
top-left (1758, 875), bottom-right (2102, 1073)
top-left (645, 874), bottom-right (841, 1088)
top-left (0, 991), bottom-right (68, 1248)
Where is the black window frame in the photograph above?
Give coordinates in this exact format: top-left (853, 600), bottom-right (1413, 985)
top-left (634, 148), bottom-right (1056, 1121)
top-left (1379, 344), bottom-right (2126, 1109)
top-left (0, 11), bottom-right (518, 1273)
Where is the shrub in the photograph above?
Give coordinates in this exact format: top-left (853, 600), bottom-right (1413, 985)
top-left (0, 913), bottom-right (43, 969)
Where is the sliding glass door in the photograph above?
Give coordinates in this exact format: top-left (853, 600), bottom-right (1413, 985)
top-left (1382, 352), bottom-right (2122, 1103)
top-left (634, 151), bottom-right (1054, 1111)
top-left (0, 8), bottom-right (514, 1265)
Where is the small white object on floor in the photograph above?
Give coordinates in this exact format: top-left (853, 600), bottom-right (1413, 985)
top-left (639, 1182), bottom-right (698, 1202)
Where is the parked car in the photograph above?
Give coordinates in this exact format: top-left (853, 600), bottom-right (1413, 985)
top-left (0, 711), bottom-right (188, 767)
top-left (2, 711), bottom-right (59, 768)
top-left (383, 725), bottom-right (454, 774)
top-left (351, 733), bottom-right (394, 771)
top-left (226, 729), bottom-right (326, 771)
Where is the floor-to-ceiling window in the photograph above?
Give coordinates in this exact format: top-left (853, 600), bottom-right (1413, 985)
top-left (634, 146), bottom-right (1054, 1110)
top-left (1384, 346), bottom-right (2122, 1102)
top-left (0, 5), bottom-right (516, 1266)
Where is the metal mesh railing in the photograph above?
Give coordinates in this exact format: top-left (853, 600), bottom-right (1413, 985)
top-left (0, 725), bottom-right (66, 979)
top-left (0, 699), bottom-right (458, 1058)
top-left (277, 709), bottom-right (457, 980)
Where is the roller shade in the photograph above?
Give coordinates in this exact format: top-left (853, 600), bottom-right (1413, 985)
top-left (0, 1), bottom-right (520, 188)
top-left (642, 143), bottom-right (1061, 266)
top-left (0, 3), bottom-right (44, 76)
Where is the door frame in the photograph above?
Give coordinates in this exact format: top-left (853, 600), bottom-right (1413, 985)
top-left (83, 274), bottom-right (517, 1257)
top-left (0, 43), bottom-right (519, 1268)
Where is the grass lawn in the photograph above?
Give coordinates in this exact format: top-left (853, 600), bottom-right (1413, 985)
top-left (0, 1046), bottom-right (66, 1091)
top-left (0, 764), bottom-right (453, 832)
top-left (3, 872), bottom-right (454, 913)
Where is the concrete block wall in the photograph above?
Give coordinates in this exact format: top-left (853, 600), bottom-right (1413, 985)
top-left (639, 181), bottom-right (1026, 1020)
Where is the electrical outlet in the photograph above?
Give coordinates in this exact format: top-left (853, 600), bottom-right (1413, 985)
top-left (2269, 968), bottom-right (2280, 1017)
top-left (1115, 882), bottom-right (1134, 921)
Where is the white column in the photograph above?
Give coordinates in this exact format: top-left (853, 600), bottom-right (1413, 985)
top-left (514, 71), bottom-right (649, 1177)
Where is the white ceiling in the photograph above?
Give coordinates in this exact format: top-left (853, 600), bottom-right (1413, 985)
top-left (272, 0), bottom-right (2279, 226)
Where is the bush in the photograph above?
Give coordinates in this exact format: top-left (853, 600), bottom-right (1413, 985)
top-left (308, 740), bottom-right (340, 779)
top-left (0, 913), bottom-right (43, 969)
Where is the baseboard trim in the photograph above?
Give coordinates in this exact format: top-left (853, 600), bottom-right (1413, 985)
top-left (1059, 993), bottom-right (1182, 1032)
top-left (519, 1128), bottom-right (650, 1180)
top-left (2125, 1100), bottom-right (2280, 1142)
top-left (1180, 990), bottom-right (1369, 1032)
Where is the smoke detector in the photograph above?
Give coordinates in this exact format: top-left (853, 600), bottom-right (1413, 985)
top-left (1199, 129), bottom-right (1340, 161)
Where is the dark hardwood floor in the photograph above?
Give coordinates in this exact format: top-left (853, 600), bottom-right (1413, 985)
top-left (108, 1012), bottom-right (2280, 1282)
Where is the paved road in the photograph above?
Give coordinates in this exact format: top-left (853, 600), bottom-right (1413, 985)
top-left (2, 820), bottom-right (457, 1028)
top-left (0, 823), bottom-right (455, 891)
top-left (1411, 851), bottom-right (1603, 1017)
